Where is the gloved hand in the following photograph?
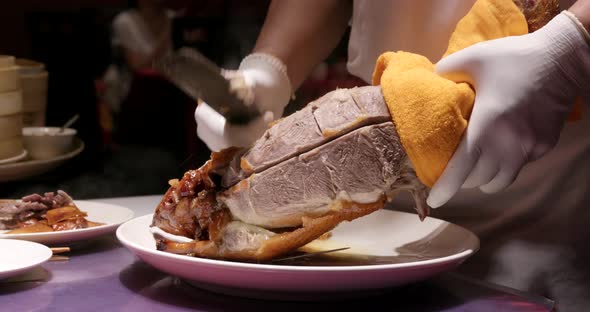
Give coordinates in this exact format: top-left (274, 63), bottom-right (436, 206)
top-left (427, 11), bottom-right (590, 208)
top-left (194, 53), bottom-right (292, 152)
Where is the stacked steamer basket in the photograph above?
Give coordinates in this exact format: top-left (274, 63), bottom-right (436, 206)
top-left (0, 55), bottom-right (25, 162)
top-left (16, 58), bottom-right (48, 127)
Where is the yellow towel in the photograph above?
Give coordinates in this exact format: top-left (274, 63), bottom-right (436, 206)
top-left (372, 0), bottom-right (580, 188)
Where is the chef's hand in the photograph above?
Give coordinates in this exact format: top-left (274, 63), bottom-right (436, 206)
top-left (194, 53), bottom-right (292, 152)
top-left (427, 11), bottom-right (590, 208)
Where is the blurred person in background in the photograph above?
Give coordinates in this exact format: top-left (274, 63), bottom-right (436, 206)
top-left (194, 0), bottom-right (590, 310)
top-left (103, 0), bottom-right (194, 159)
top-left (102, 0), bottom-right (174, 145)
top-left (112, 0), bottom-right (174, 74)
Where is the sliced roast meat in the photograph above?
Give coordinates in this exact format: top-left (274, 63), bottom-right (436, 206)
top-left (0, 190), bottom-right (75, 230)
top-left (219, 121), bottom-right (428, 229)
top-left (221, 87), bottom-right (391, 188)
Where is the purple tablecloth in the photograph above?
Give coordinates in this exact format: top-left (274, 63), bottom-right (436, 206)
top-left (0, 196), bottom-right (555, 312)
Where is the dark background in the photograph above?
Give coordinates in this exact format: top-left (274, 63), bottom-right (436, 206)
top-left (0, 0), bottom-right (361, 200)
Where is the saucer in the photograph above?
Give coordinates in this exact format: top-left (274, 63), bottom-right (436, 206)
top-left (0, 149), bottom-right (28, 165)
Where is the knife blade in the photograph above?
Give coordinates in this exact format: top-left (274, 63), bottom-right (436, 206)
top-left (153, 47), bottom-right (260, 124)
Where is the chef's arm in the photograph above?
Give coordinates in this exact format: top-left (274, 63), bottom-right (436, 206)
top-left (427, 0), bottom-right (590, 207)
top-left (252, 0), bottom-right (353, 89)
top-left (195, 0), bottom-right (353, 151)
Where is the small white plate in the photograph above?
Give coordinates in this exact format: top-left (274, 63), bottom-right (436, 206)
top-left (0, 138), bottom-right (83, 182)
top-left (0, 239), bottom-right (52, 280)
top-left (0, 149), bottom-right (27, 165)
top-left (0, 200), bottom-right (134, 245)
top-left (117, 210), bottom-right (479, 300)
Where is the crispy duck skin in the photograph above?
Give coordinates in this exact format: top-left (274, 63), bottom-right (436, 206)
top-left (151, 0), bottom-right (559, 262)
top-left (151, 149), bottom-right (239, 240)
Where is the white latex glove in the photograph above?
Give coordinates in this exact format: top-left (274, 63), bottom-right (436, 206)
top-left (427, 11), bottom-right (590, 208)
top-left (194, 53), bottom-right (292, 152)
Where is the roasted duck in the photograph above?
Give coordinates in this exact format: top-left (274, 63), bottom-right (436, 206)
top-left (152, 86), bottom-right (428, 261)
top-left (151, 0), bottom-right (558, 262)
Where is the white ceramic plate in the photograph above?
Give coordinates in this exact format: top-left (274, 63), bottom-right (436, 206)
top-left (0, 138), bottom-right (83, 182)
top-left (0, 200), bottom-right (134, 245)
top-left (117, 210), bottom-right (479, 300)
top-left (0, 239), bottom-right (52, 280)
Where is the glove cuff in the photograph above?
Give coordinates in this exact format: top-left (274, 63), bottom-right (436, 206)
top-left (542, 12), bottom-right (590, 91)
top-left (563, 10), bottom-right (590, 47)
top-left (241, 53), bottom-right (289, 79)
top-left (239, 53), bottom-right (293, 119)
